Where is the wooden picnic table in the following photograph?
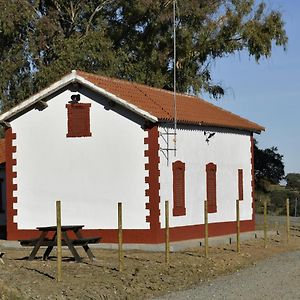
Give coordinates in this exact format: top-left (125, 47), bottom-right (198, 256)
top-left (19, 225), bottom-right (101, 263)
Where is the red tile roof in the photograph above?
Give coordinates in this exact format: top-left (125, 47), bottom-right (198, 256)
top-left (77, 71), bottom-right (264, 133)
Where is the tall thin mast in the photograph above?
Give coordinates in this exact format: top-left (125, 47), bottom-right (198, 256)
top-left (173, 0), bottom-right (177, 156)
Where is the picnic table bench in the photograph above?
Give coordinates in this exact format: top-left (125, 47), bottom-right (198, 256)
top-left (20, 237), bottom-right (100, 247)
top-left (19, 225), bottom-right (101, 263)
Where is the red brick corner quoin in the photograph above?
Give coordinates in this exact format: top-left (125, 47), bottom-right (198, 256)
top-left (5, 128), bottom-right (18, 240)
top-left (144, 126), bottom-right (161, 242)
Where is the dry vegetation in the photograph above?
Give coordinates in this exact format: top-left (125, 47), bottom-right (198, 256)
top-left (1, 223), bottom-right (300, 300)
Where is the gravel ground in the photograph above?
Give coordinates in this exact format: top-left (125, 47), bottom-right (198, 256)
top-left (155, 250), bottom-right (300, 300)
top-left (1, 217), bottom-right (300, 299)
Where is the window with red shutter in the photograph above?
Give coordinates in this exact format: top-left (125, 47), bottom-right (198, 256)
top-left (206, 162), bottom-right (217, 213)
top-left (66, 103), bottom-right (92, 138)
top-left (238, 169), bottom-right (244, 200)
top-left (172, 160), bottom-right (186, 216)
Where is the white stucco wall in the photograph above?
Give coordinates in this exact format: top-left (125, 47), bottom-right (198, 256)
top-left (11, 88), bottom-right (148, 229)
top-left (159, 126), bottom-right (253, 228)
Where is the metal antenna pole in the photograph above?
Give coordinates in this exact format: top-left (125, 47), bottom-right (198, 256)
top-left (173, 0), bottom-right (177, 157)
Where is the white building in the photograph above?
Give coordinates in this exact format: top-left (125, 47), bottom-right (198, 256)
top-left (0, 70), bottom-right (264, 244)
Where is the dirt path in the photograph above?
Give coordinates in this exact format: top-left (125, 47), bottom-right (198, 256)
top-left (154, 250), bottom-right (300, 300)
top-left (1, 227), bottom-right (300, 299)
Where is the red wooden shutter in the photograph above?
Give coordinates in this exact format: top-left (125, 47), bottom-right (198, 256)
top-left (238, 169), bottom-right (244, 200)
top-left (206, 162), bottom-right (217, 213)
top-left (66, 103), bottom-right (92, 138)
top-left (172, 161), bottom-right (186, 216)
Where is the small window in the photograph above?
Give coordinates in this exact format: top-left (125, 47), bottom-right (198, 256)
top-left (66, 103), bottom-right (92, 138)
top-left (238, 169), bottom-right (244, 200)
top-left (206, 162), bottom-right (217, 213)
top-left (172, 161), bottom-right (186, 216)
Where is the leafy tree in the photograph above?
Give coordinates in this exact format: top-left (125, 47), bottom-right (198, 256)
top-left (254, 139), bottom-right (285, 187)
top-left (254, 140), bottom-right (286, 215)
top-left (268, 188), bottom-right (299, 215)
top-left (107, 0), bottom-right (287, 97)
top-left (284, 173), bottom-right (300, 216)
top-left (0, 0), bottom-right (288, 110)
top-left (286, 173), bottom-right (300, 191)
top-left (0, 0), bottom-right (122, 110)
top-left (0, 0), bottom-right (33, 108)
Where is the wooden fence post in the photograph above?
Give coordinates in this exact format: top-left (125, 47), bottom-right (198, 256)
top-left (286, 198), bottom-right (290, 243)
top-left (118, 202), bottom-right (123, 272)
top-left (236, 200), bottom-right (240, 253)
top-left (165, 200), bottom-right (170, 265)
top-left (56, 200), bottom-right (62, 282)
top-left (204, 200), bottom-right (208, 258)
top-left (263, 200), bottom-right (267, 248)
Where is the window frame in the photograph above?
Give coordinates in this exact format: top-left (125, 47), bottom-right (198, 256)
top-left (66, 103), bottom-right (92, 138)
top-left (238, 169), bottom-right (244, 200)
top-left (206, 162), bottom-right (217, 213)
top-left (172, 160), bottom-right (186, 216)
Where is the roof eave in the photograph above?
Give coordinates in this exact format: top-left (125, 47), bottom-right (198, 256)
top-left (158, 118), bottom-right (265, 133)
top-left (0, 72), bottom-right (77, 123)
top-left (0, 70), bottom-right (158, 124)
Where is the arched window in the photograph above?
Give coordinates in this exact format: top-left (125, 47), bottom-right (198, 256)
top-left (172, 161), bottom-right (186, 216)
top-left (206, 162), bottom-right (217, 213)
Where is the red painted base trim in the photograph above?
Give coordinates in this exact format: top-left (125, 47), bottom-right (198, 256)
top-left (9, 219), bottom-right (255, 243)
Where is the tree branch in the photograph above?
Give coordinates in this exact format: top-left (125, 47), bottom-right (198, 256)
top-left (85, 0), bottom-right (112, 35)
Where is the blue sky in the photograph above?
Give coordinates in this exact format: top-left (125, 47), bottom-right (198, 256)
top-left (203, 0), bottom-right (300, 174)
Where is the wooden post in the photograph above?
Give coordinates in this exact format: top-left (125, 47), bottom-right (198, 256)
top-left (236, 200), bottom-right (240, 253)
top-left (286, 198), bottom-right (290, 243)
top-left (263, 200), bottom-right (267, 248)
top-left (165, 200), bottom-right (170, 265)
top-left (56, 200), bottom-right (62, 282)
top-left (118, 202), bottom-right (123, 272)
top-left (204, 200), bottom-right (208, 258)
